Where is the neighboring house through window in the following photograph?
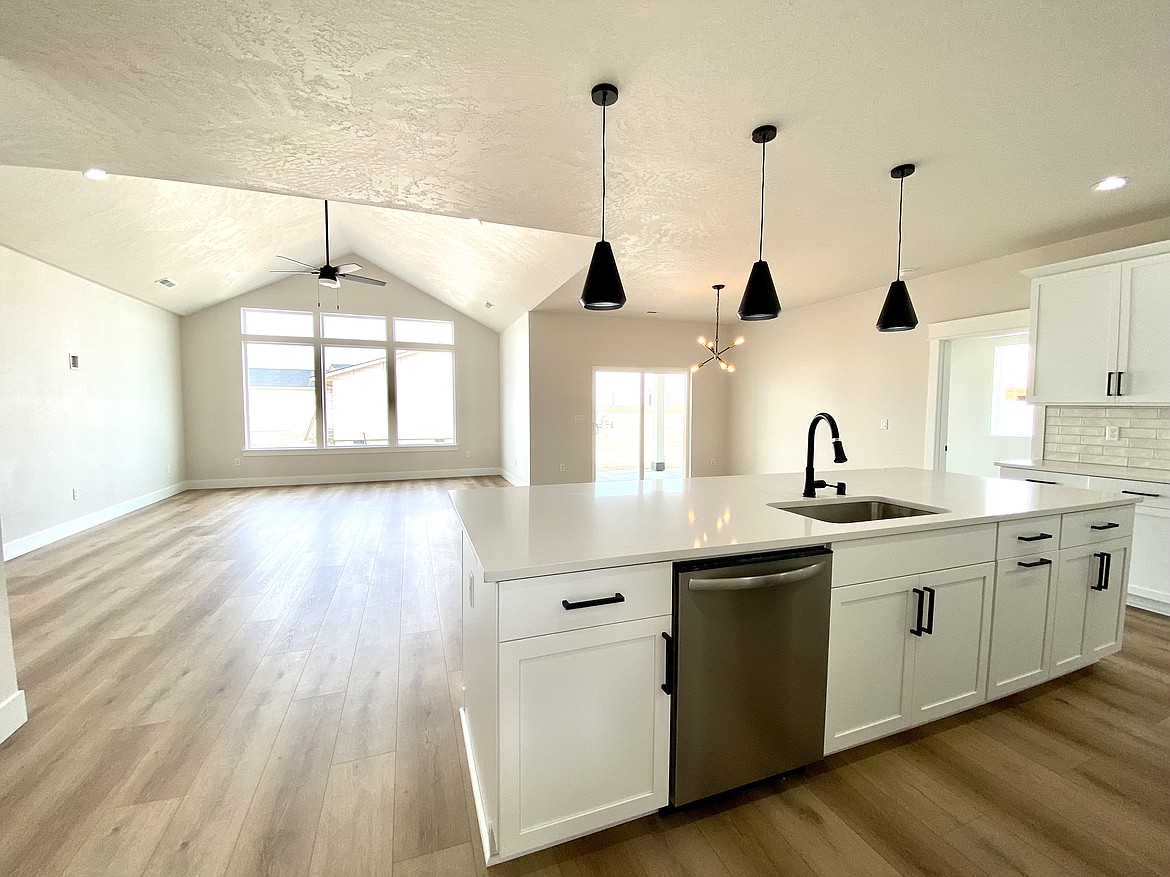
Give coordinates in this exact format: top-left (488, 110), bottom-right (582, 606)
top-left (241, 308), bottom-right (456, 450)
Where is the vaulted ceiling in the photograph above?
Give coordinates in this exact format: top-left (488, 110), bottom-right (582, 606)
top-left (2, 1), bottom-right (1168, 323)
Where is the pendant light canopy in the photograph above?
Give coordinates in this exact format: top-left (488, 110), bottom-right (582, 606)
top-left (691, 284), bottom-right (745, 374)
top-left (580, 83), bottom-right (627, 311)
top-left (876, 163), bottom-right (920, 332)
top-left (738, 124), bottom-right (781, 321)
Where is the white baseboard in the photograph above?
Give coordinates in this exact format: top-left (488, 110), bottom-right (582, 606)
top-left (3, 482), bottom-right (188, 559)
top-left (0, 690), bottom-right (28, 745)
top-left (186, 467), bottom-right (505, 490)
top-left (499, 468), bottom-right (529, 487)
top-left (1128, 587), bottom-right (1170, 617)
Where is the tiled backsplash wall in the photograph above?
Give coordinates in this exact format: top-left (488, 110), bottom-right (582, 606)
top-left (1044, 406), bottom-right (1170, 472)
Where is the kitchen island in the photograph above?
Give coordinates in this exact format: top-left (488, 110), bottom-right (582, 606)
top-left (450, 468), bottom-right (1138, 864)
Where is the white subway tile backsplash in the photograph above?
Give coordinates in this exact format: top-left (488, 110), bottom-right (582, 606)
top-left (1042, 406), bottom-right (1170, 473)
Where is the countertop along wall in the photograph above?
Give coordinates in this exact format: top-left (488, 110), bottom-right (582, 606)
top-left (729, 215), bottom-right (1170, 476)
top-left (528, 310), bottom-right (731, 485)
top-left (0, 246), bottom-right (185, 557)
top-left (180, 258), bottom-right (501, 486)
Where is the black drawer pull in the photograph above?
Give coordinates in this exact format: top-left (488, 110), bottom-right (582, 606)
top-left (661, 632), bottom-right (674, 695)
top-left (561, 593), bottom-right (625, 611)
top-left (911, 588), bottom-right (925, 637)
top-left (1017, 533), bottom-right (1053, 542)
top-left (1106, 371), bottom-right (1115, 397)
top-left (1017, 558), bottom-right (1052, 568)
top-left (922, 586), bottom-right (936, 636)
top-left (1025, 478), bottom-right (1057, 485)
top-left (1122, 490), bottom-right (1161, 498)
top-left (1090, 522), bottom-right (1120, 531)
top-left (1116, 371), bottom-right (1125, 397)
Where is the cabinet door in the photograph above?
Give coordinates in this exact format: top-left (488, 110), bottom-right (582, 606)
top-left (498, 616), bottom-right (670, 858)
top-left (1029, 265), bottom-right (1121, 404)
top-left (1129, 506), bottom-right (1170, 613)
top-left (1117, 253), bottom-right (1170, 403)
top-left (989, 557), bottom-right (1057, 698)
top-left (825, 577), bottom-right (916, 754)
top-left (1083, 541), bottom-right (1129, 660)
top-left (1051, 547), bottom-right (1092, 674)
top-left (910, 563), bottom-right (994, 723)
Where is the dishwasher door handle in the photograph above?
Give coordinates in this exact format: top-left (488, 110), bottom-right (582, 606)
top-left (687, 561), bottom-right (826, 592)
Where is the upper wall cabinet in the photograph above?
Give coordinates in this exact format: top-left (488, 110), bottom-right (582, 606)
top-left (1027, 246), bottom-right (1170, 405)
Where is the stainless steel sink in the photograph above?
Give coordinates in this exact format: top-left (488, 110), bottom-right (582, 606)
top-left (768, 495), bottom-right (946, 524)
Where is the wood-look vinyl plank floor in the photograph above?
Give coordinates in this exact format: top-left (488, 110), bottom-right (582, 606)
top-left (3, 478), bottom-right (1170, 876)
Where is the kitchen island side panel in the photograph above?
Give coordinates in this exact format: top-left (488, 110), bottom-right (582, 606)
top-left (462, 531), bottom-right (499, 850)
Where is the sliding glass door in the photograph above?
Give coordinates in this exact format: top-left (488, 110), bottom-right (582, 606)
top-left (593, 369), bottom-right (689, 482)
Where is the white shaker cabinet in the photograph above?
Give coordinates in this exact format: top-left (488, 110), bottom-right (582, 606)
top-left (497, 615), bottom-right (671, 856)
top-left (988, 555), bottom-right (1058, 698)
top-left (825, 562), bottom-right (994, 754)
top-left (1051, 538), bottom-right (1129, 674)
top-left (1027, 248), bottom-right (1170, 405)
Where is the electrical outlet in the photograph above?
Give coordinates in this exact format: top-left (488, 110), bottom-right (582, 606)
top-left (69, 354), bottom-right (80, 369)
top-left (880, 418), bottom-right (889, 430)
top-left (234, 457), bottom-right (241, 467)
top-left (466, 450), bottom-right (472, 459)
top-left (72, 488), bottom-right (79, 501)
top-left (710, 458), bottom-right (716, 466)
top-left (559, 463), bottom-right (566, 472)
top-left (574, 414), bottom-right (586, 423)
top-left (1106, 425), bottom-right (1121, 441)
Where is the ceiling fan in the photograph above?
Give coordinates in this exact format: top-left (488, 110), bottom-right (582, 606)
top-left (271, 200), bottom-right (386, 288)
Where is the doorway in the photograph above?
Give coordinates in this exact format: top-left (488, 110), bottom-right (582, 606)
top-left (925, 310), bottom-right (1040, 477)
top-left (593, 369), bottom-right (689, 482)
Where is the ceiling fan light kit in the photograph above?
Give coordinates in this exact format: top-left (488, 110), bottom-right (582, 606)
top-left (580, 83), bottom-right (627, 311)
top-left (271, 200), bottom-right (387, 307)
top-left (738, 125), bottom-right (781, 321)
top-left (876, 163), bottom-right (920, 332)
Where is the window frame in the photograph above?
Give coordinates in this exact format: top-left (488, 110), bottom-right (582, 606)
top-left (240, 309), bottom-right (457, 454)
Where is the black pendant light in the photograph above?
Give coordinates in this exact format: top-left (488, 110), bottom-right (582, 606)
top-left (738, 125), bottom-right (781, 321)
top-left (580, 83), bottom-right (626, 311)
top-left (876, 163), bottom-right (920, 332)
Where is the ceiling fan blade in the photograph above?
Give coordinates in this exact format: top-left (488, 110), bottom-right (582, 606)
top-left (270, 270), bottom-right (317, 274)
top-left (336, 263), bottom-right (362, 273)
top-left (339, 274), bottom-right (387, 287)
top-left (277, 255), bottom-right (318, 269)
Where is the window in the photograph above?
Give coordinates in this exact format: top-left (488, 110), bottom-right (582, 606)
top-left (241, 309), bottom-right (456, 450)
top-left (991, 342), bottom-right (1034, 437)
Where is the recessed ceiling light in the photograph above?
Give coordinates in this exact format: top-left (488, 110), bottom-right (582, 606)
top-left (226, 270), bottom-right (241, 279)
top-left (1092, 175), bottom-right (1128, 192)
top-left (156, 277), bottom-right (177, 288)
top-left (646, 310), bottom-right (658, 315)
top-left (83, 168), bottom-right (109, 181)
top-left (898, 267), bottom-right (917, 278)
top-left (483, 301), bottom-right (494, 309)
top-left (470, 217), bottom-right (483, 228)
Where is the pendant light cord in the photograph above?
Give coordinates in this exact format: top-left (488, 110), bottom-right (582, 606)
top-left (896, 176), bottom-right (904, 277)
top-left (601, 101), bottom-right (607, 242)
top-left (758, 139), bottom-right (766, 262)
top-left (714, 286), bottom-right (721, 351)
top-left (325, 200), bottom-right (331, 266)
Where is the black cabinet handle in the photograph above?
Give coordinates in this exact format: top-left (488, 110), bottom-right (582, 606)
top-left (1090, 522), bottom-right (1120, 531)
top-left (1106, 371), bottom-right (1115, 396)
top-left (922, 586), bottom-right (936, 636)
top-left (1122, 490), bottom-right (1161, 498)
top-left (661, 632), bottom-right (673, 695)
top-left (1017, 558), bottom-right (1053, 568)
top-left (1116, 371), bottom-right (1125, 397)
top-left (561, 592), bottom-right (625, 611)
top-left (911, 588), bottom-right (926, 637)
top-left (1092, 552), bottom-right (1111, 591)
top-left (1025, 478), bottom-right (1057, 485)
top-left (1017, 533), bottom-right (1053, 542)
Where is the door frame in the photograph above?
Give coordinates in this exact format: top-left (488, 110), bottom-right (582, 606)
top-left (923, 310), bottom-right (1042, 471)
top-left (591, 367), bottom-right (691, 482)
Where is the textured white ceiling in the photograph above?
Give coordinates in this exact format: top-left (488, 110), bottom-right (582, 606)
top-left (0, 167), bottom-right (593, 329)
top-left (1, 1), bottom-right (1169, 320)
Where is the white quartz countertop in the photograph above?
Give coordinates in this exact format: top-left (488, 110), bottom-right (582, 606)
top-left (997, 458), bottom-right (1170, 485)
top-left (450, 467), bottom-right (1138, 581)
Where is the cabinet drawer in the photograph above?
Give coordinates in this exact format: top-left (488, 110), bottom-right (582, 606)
top-left (999, 467), bottom-right (1091, 489)
top-left (996, 515), bottom-right (1062, 559)
top-left (1060, 505), bottom-right (1135, 548)
top-left (1086, 476), bottom-right (1170, 511)
top-left (498, 562), bottom-right (671, 642)
top-left (832, 525), bottom-right (996, 587)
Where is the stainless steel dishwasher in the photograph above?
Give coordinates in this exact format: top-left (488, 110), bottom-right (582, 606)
top-left (669, 546), bottom-right (831, 806)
